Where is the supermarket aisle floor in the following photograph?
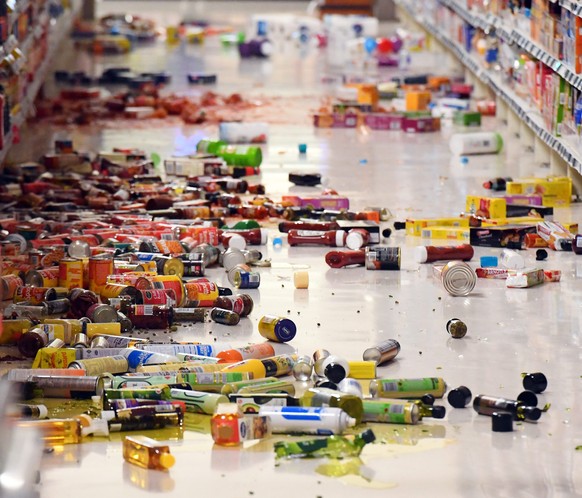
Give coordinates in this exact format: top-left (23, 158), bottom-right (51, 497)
top-left (14, 3), bottom-right (582, 498)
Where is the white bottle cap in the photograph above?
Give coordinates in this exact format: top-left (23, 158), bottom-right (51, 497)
top-left (346, 416), bottom-right (357, 428)
top-left (415, 246), bottom-right (428, 263)
top-left (260, 228), bottom-right (269, 245)
top-left (345, 231), bottom-right (364, 250)
top-left (36, 404), bottom-right (48, 419)
top-left (335, 231), bottom-right (346, 247)
top-left (227, 234), bottom-right (247, 250)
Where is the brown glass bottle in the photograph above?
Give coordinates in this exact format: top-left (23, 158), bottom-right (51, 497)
top-left (210, 307), bottom-right (241, 326)
top-left (127, 305), bottom-right (174, 329)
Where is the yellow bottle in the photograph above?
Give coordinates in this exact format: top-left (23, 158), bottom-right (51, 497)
top-left (220, 359), bottom-right (266, 379)
top-left (123, 435), bottom-right (175, 470)
top-left (17, 418), bottom-right (83, 446)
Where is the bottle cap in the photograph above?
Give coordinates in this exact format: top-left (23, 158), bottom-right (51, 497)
top-left (393, 222), bottom-right (406, 231)
top-left (536, 249), bottom-right (548, 261)
top-left (159, 452), bottom-right (176, 469)
top-left (431, 405), bottom-right (446, 419)
top-left (346, 231), bottom-right (365, 250)
top-left (482, 181), bottom-right (492, 189)
top-left (272, 237), bottom-right (283, 247)
top-left (359, 429), bottom-right (376, 444)
top-left (36, 404), bottom-right (49, 419)
top-left (447, 386), bottom-right (472, 408)
top-left (293, 271), bottom-right (309, 289)
top-left (523, 406), bottom-right (542, 421)
top-left (346, 416), bottom-right (357, 428)
top-left (492, 412), bottom-right (513, 432)
top-left (522, 372), bottom-right (547, 393)
top-left (260, 228), bottom-right (269, 245)
top-left (421, 394), bottom-right (435, 406)
top-left (227, 234), bottom-right (247, 250)
top-left (382, 227), bottom-right (392, 238)
top-left (324, 363), bottom-right (347, 384)
top-left (415, 246), bottom-right (428, 263)
top-left (480, 256), bottom-right (498, 267)
top-left (335, 231), bottom-right (346, 247)
top-left (517, 390), bottom-right (538, 407)
top-left (215, 403), bottom-right (240, 415)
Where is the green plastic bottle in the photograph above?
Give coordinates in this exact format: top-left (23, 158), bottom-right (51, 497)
top-left (274, 429), bottom-right (376, 459)
top-left (197, 140), bottom-right (263, 167)
top-left (300, 387), bottom-right (363, 424)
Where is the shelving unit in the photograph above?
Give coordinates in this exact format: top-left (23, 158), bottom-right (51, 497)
top-left (0, 1), bottom-right (79, 166)
top-left (395, 0), bottom-right (582, 193)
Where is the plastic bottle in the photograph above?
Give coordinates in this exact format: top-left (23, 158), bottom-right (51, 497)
top-left (121, 348), bottom-right (180, 371)
top-left (483, 177), bottom-right (512, 191)
top-left (123, 435), bottom-right (175, 470)
top-left (287, 230), bottom-right (346, 247)
top-left (219, 228), bottom-right (268, 245)
top-left (449, 132), bottom-right (503, 155)
top-left (196, 140), bottom-right (263, 167)
top-left (16, 418), bottom-right (83, 446)
top-left (325, 250), bottom-right (366, 268)
top-left (217, 343), bottom-right (276, 363)
top-left (499, 249), bottom-right (525, 270)
top-left (300, 387), bottom-right (363, 424)
top-left (369, 377), bottom-right (447, 399)
top-left (415, 244), bottom-right (474, 263)
top-left (258, 406), bottom-right (356, 434)
top-left (345, 229), bottom-right (370, 250)
top-left (278, 221), bottom-right (340, 233)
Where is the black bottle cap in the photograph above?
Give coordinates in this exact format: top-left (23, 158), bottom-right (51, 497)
top-left (314, 380), bottom-right (338, 390)
top-left (421, 394), bottom-right (435, 406)
top-left (523, 372), bottom-right (547, 393)
top-left (517, 390), bottom-right (538, 407)
top-left (492, 412), bottom-right (513, 432)
top-left (393, 222), bottom-right (406, 230)
top-left (359, 429), bottom-right (376, 444)
top-left (447, 386), bottom-right (472, 408)
top-left (382, 228), bottom-right (392, 238)
top-left (559, 239), bottom-right (573, 251)
top-left (431, 405), bottom-right (447, 419)
top-left (324, 363), bottom-right (347, 384)
top-left (523, 406), bottom-right (542, 421)
top-left (536, 249), bottom-right (548, 261)
top-left (217, 286), bottom-right (233, 296)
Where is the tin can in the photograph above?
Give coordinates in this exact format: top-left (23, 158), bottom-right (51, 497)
top-left (29, 375), bottom-right (105, 399)
top-left (67, 240), bottom-right (91, 259)
top-left (150, 275), bottom-right (185, 307)
top-left (72, 333), bottom-right (90, 348)
top-left (433, 261), bottom-right (477, 296)
top-left (88, 257), bottom-right (114, 293)
top-left (47, 338), bottom-right (65, 349)
top-left (69, 356), bottom-right (129, 376)
top-left (25, 267), bottom-right (59, 287)
top-left (184, 280), bottom-right (219, 307)
top-left (139, 289), bottom-right (177, 306)
top-left (227, 264), bottom-right (260, 289)
top-left (155, 239), bottom-right (185, 255)
top-left (28, 250), bottom-right (43, 268)
top-left (258, 316), bottom-right (297, 343)
top-left (13, 286), bottom-right (55, 305)
top-left (86, 303), bottom-right (119, 323)
top-left (183, 260), bottom-right (204, 277)
top-left (1, 274), bottom-right (23, 300)
top-left (365, 246), bottom-right (400, 270)
top-left (100, 283), bottom-right (140, 304)
top-left (156, 256), bottom-right (184, 277)
top-left (44, 299), bottom-right (71, 315)
top-left (58, 259), bottom-right (84, 289)
top-left (90, 336), bottom-right (110, 348)
top-left (107, 274), bottom-right (154, 289)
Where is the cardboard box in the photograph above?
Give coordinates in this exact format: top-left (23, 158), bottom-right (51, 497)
top-left (406, 217), bottom-right (469, 237)
top-left (506, 204), bottom-right (554, 219)
top-left (470, 225), bottom-right (538, 248)
top-left (420, 226), bottom-right (470, 241)
top-left (405, 91), bottom-right (431, 111)
top-left (506, 177), bottom-right (572, 207)
top-left (465, 196), bottom-right (507, 219)
top-left (402, 116), bottom-right (440, 133)
top-left (282, 195), bottom-right (350, 210)
top-left (453, 111), bottom-right (482, 127)
top-left (503, 194), bottom-right (543, 206)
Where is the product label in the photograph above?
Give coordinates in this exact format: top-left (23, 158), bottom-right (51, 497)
top-left (296, 230), bottom-right (325, 236)
top-left (362, 401), bottom-right (411, 424)
top-left (378, 378), bottom-right (443, 397)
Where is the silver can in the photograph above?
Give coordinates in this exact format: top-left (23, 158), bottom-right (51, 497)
top-left (68, 356), bottom-right (129, 376)
top-left (434, 261), bottom-right (477, 297)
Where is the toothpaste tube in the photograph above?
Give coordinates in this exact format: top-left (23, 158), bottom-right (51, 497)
top-left (536, 221), bottom-right (574, 251)
top-left (476, 268), bottom-right (510, 279)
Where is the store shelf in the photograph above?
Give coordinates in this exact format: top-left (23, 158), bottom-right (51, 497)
top-left (560, 0), bottom-right (582, 17)
top-left (396, 0), bottom-right (582, 174)
top-left (0, 4), bottom-right (78, 165)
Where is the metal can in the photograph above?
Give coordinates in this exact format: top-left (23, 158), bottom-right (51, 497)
top-left (88, 257), bottom-right (114, 293)
top-left (434, 261), bottom-right (477, 296)
top-left (106, 274), bottom-right (153, 288)
top-left (86, 303), bottom-right (119, 323)
top-left (365, 246), bottom-right (400, 270)
top-left (69, 356), bottom-right (129, 376)
top-left (1, 274), bottom-right (23, 300)
top-left (150, 275), bottom-right (185, 307)
top-left (139, 288), bottom-right (177, 306)
top-left (156, 256), bottom-right (184, 277)
top-left (24, 267), bottom-right (59, 287)
top-left (155, 239), bottom-right (185, 255)
top-left (227, 264), bottom-right (260, 289)
top-left (13, 286), bottom-right (55, 305)
top-left (183, 260), bottom-right (204, 277)
top-left (90, 336), bottom-right (110, 348)
top-left (72, 332), bottom-right (90, 348)
top-left (100, 283), bottom-right (141, 304)
top-left (29, 375), bottom-right (105, 399)
top-left (184, 280), bottom-right (219, 307)
top-left (44, 299), bottom-right (71, 315)
top-left (58, 259), bottom-right (84, 289)
top-left (221, 248), bottom-right (246, 271)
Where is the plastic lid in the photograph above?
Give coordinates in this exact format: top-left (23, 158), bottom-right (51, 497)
top-left (335, 231), bottom-right (346, 247)
top-left (346, 231), bottom-right (364, 250)
top-left (324, 363), bottom-right (347, 384)
top-left (523, 406), bottom-right (542, 421)
top-left (415, 246), bottom-right (428, 263)
top-left (517, 390), bottom-right (538, 407)
top-left (359, 429), bottom-right (376, 444)
top-left (492, 412), bottom-right (513, 432)
top-left (536, 249), bottom-right (548, 261)
top-left (393, 222), bottom-right (406, 231)
top-left (159, 452), bottom-right (176, 469)
top-left (447, 386), bottom-right (472, 408)
top-left (260, 228), bottom-right (269, 245)
top-left (346, 416), bottom-right (357, 428)
top-left (523, 372), bottom-right (547, 393)
top-left (228, 234), bottom-right (247, 250)
top-left (480, 256), bottom-right (498, 267)
top-left (36, 404), bottom-right (48, 419)
top-left (382, 228), bottom-right (392, 238)
top-left (431, 405), bottom-right (446, 419)
top-left (421, 394), bottom-right (435, 406)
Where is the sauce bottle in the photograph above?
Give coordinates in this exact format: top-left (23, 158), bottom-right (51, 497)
top-left (325, 250), bottom-right (365, 268)
top-left (287, 230), bottom-right (346, 247)
top-left (278, 221), bottom-right (340, 233)
top-left (415, 244), bottom-right (474, 263)
top-left (219, 228), bottom-right (268, 245)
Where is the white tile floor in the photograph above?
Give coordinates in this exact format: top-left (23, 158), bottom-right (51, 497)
top-left (10, 2), bottom-right (582, 497)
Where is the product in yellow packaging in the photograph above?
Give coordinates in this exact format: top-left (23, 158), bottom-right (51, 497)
top-left (405, 91), bottom-right (432, 111)
top-left (32, 348), bottom-right (77, 369)
top-left (465, 196), bottom-right (507, 219)
top-left (420, 226), bottom-right (470, 241)
top-left (480, 216), bottom-right (543, 227)
top-left (561, 222), bottom-right (579, 235)
top-left (405, 217), bottom-right (469, 236)
top-left (506, 177), bottom-right (572, 207)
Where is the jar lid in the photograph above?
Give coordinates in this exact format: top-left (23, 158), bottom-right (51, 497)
top-left (492, 412), bottom-right (513, 432)
top-left (523, 372), bottom-right (548, 393)
top-left (447, 386), bottom-right (472, 408)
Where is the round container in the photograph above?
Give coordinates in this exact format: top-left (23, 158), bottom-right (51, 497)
top-left (362, 339), bottom-right (400, 365)
top-left (258, 315), bottom-right (297, 343)
top-left (88, 257), bottom-right (114, 293)
top-left (1, 275), bottom-right (24, 301)
top-left (72, 332), bottom-right (90, 348)
top-left (210, 308), bottom-right (241, 326)
top-left (221, 248), bottom-right (247, 271)
top-left (183, 260), bottom-right (205, 277)
top-left (522, 372), bottom-right (548, 393)
top-left (87, 303), bottom-right (119, 323)
top-left (227, 264), bottom-right (260, 289)
top-left (139, 289), bottom-right (177, 306)
top-left (365, 246), bottom-right (400, 270)
top-left (90, 336), bottom-right (110, 348)
top-left (69, 356), bottom-right (129, 376)
top-left (25, 268), bottom-right (59, 287)
top-left (292, 355), bottom-right (313, 381)
top-left (446, 318), bottom-right (467, 338)
top-left (447, 386), bottom-right (472, 408)
top-left (492, 412), bottom-right (513, 432)
top-left (184, 280), bottom-right (219, 307)
top-left (58, 259), bottom-right (84, 290)
top-left (214, 295), bottom-right (245, 315)
top-left (438, 261), bottom-right (476, 296)
top-left (150, 275), bottom-right (185, 307)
